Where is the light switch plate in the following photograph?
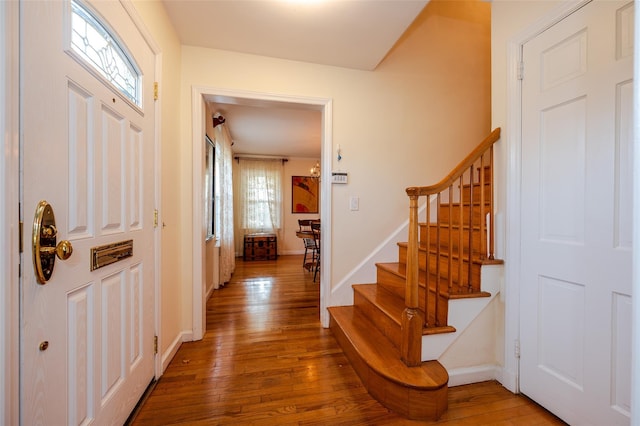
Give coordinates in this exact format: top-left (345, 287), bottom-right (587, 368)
top-left (350, 196), bottom-right (359, 211)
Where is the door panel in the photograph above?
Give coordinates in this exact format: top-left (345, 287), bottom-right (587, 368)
top-left (21, 1), bottom-right (155, 424)
top-left (539, 96), bottom-right (586, 244)
top-left (520, 1), bottom-right (633, 424)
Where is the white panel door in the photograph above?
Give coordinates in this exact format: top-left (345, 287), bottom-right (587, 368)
top-left (520, 1), bottom-right (633, 424)
top-left (21, 1), bottom-right (156, 424)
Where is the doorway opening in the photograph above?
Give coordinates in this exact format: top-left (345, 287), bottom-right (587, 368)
top-left (191, 87), bottom-right (333, 340)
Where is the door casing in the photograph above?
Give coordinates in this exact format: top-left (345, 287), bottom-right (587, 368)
top-left (503, 0), bottom-right (593, 395)
top-left (1, 0), bottom-right (20, 423)
top-left (119, 0), bottom-right (163, 378)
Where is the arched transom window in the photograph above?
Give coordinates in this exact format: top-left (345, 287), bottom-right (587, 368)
top-left (69, 0), bottom-right (142, 106)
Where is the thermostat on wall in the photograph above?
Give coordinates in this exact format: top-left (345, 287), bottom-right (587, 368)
top-left (331, 172), bottom-right (348, 184)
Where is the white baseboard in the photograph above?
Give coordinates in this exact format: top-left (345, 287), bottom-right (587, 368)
top-left (496, 366), bottom-right (519, 393)
top-left (205, 283), bottom-right (215, 301)
top-left (181, 331), bottom-right (194, 342)
top-left (160, 332), bottom-right (188, 374)
top-left (447, 364), bottom-right (501, 387)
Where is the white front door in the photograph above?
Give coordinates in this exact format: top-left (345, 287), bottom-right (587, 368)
top-left (21, 1), bottom-right (156, 424)
top-left (520, 1), bottom-right (633, 424)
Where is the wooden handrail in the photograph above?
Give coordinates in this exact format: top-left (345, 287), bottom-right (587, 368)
top-left (400, 128), bottom-right (501, 366)
top-left (406, 128), bottom-right (501, 198)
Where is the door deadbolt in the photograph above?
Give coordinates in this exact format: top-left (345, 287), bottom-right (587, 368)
top-left (32, 201), bottom-right (73, 284)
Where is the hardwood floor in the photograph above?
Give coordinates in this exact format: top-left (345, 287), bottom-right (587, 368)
top-left (129, 255), bottom-right (565, 425)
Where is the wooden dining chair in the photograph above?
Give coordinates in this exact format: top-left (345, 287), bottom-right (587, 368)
top-left (298, 219), bottom-right (318, 271)
top-left (311, 221), bottom-right (321, 282)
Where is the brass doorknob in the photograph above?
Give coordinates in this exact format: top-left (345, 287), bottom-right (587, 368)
top-left (56, 240), bottom-right (73, 260)
top-left (40, 240), bottom-right (73, 260)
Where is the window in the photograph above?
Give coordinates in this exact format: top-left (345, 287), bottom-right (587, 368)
top-left (69, 0), bottom-right (141, 106)
top-left (205, 135), bottom-right (216, 240)
top-left (236, 160), bottom-right (283, 232)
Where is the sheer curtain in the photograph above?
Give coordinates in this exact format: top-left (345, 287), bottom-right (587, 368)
top-left (214, 123), bottom-right (235, 286)
top-left (233, 159), bottom-right (284, 254)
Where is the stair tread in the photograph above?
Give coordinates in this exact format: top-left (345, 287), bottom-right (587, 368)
top-left (376, 262), bottom-right (491, 298)
top-left (328, 305), bottom-right (448, 390)
top-left (353, 283), bottom-right (403, 326)
top-left (397, 241), bottom-right (484, 263)
top-left (354, 283), bottom-right (458, 335)
top-left (397, 242), bottom-right (504, 264)
top-left (419, 222), bottom-right (485, 231)
top-left (375, 261), bottom-right (405, 277)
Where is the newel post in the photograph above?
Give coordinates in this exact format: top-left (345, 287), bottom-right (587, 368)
top-left (401, 192), bottom-right (422, 366)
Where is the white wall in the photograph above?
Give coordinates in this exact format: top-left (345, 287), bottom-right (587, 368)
top-left (440, 297), bottom-right (503, 385)
top-left (281, 158), bottom-right (321, 255)
top-left (179, 0), bottom-right (492, 325)
top-left (491, 0), bottom-right (560, 140)
top-left (491, 0), bottom-right (564, 259)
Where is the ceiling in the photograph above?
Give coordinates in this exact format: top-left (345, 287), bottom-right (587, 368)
top-left (207, 98), bottom-right (323, 158)
top-left (163, 0), bottom-right (428, 157)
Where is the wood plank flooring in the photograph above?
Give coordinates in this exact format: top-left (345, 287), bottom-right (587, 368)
top-left (129, 255), bottom-right (565, 425)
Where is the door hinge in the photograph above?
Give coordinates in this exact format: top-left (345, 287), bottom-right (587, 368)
top-left (153, 209), bottom-right (158, 228)
top-left (18, 220), bottom-right (23, 253)
top-left (517, 61), bottom-right (524, 81)
top-left (514, 339), bottom-right (521, 359)
top-left (154, 335), bottom-right (158, 354)
top-left (153, 82), bottom-right (159, 101)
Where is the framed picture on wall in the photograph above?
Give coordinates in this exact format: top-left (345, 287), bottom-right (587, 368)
top-left (292, 176), bottom-right (319, 213)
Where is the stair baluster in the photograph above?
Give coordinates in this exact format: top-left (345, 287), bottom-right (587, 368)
top-left (425, 194), bottom-right (431, 327)
top-left (467, 163), bottom-right (474, 292)
top-left (480, 153), bottom-right (486, 261)
top-left (447, 185), bottom-right (453, 298)
top-left (458, 175), bottom-right (464, 289)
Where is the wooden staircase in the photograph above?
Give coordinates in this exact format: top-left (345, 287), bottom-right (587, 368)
top-left (328, 129), bottom-right (502, 420)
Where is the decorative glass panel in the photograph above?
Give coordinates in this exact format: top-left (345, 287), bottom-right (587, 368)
top-left (70, 0), bottom-right (141, 106)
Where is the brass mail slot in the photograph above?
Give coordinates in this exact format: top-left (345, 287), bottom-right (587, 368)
top-left (90, 240), bottom-right (133, 271)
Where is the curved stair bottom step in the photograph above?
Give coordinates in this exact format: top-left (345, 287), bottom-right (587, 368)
top-left (328, 306), bottom-right (448, 420)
